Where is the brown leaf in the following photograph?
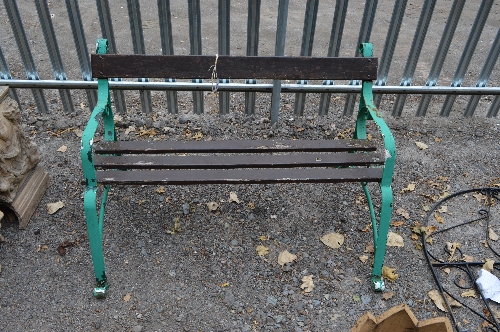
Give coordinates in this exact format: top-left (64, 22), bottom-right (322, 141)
top-left (256, 245), bottom-right (269, 256)
top-left (434, 213), bottom-right (444, 223)
top-left (206, 202), bottom-right (219, 212)
top-left (443, 268), bottom-right (451, 274)
top-left (438, 205), bottom-right (448, 213)
top-left (462, 254), bottom-right (474, 262)
top-left (401, 182), bottom-right (416, 193)
top-left (364, 243), bottom-right (374, 253)
top-left (47, 201), bottom-right (65, 215)
top-left (396, 207), bottom-right (409, 219)
top-left (57, 145), bottom-right (67, 152)
top-left (320, 233), bottom-right (344, 249)
top-left (461, 289), bottom-right (477, 298)
top-left (359, 255), bottom-right (369, 263)
top-left (445, 294), bottom-right (463, 308)
top-left (489, 228), bottom-right (499, 241)
top-left (415, 142), bottom-right (428, 150)
top-left (156, 186), bottom-right (166, 194)
top-left (229, 192), bottom-right (240, 204)
top-left (382, 292), bottom-right (394, 300)
top-left (483, 259), bottom-right (495, 272)
top-left (166, 218), bottom-right (181, 234)
top-left (278, 250), bottom-right (297, 266)
top-left (123, 293), bottom-right (131, 302)
top-left (387, 232), bottom-right (404, 247)
top-left (57, 240), bottom-right (74, 256)
top-left (428, 290), bottom-right (448, 312)
top-left (382, 266), bottom-right (399, 282)
top-left (446, 242), bottom-right (461, 261)
top-left (390, 220), bottom-right (405, 227)
top-left (300, 275), bottom-right (314, 293)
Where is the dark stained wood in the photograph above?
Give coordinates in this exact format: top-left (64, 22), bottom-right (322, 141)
top-left (94, 139), bottom-right (377, 154)
top-left (91, 54), bottom-right (377, 80)
top-left (96, 168), bottom-right (383, 185)
top-left (94, 152), bottom-right (384, 169)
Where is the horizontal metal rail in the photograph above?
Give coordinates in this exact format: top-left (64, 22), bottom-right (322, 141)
top-left (3, 79), bottom-right (500, 95)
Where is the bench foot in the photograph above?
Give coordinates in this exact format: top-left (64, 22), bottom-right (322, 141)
top-left (93, 284), bottom-right (108, 299)
top-left (371, 276), bottom-right (385, 292)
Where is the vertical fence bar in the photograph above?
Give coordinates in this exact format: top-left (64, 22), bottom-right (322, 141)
top-left (96, 0), bottom-right (127, 114)
top-left (245, 0), bottom-right (261, 115)
top-left (293, 0), bottom-right (319, 116)
top-left (373, 0), bottom-right (407, 108)
top-left (487, 96), bottom-right (500, 118)
top-left (318, 0), bottom-right (348, 116)
top-left (391, 0), bottom-right (436, 117)
top-left (127, 0), bottom-right (153, 114)
top-left (0, 45), bottom-right (22, 107)
top-left (35, 0), bottom-right (75, 113)
top-left (158, 0), bottom-right (178, 114)
top-left (3, 0), bottom-right (49, 113)
top-left (218, 0), bottom-right (231, 115)
top-left (66, 0), bottom-right (97, 111)
top-left (271, 0), bottom-right (289, 124)
top-left (343, 0), bottom-right (378, 116)
top-left (415, 0), bottom-right (465, 117)
top-left (188, 0), bottom-right (204, 114)
top-left (464, 27), bottom-right (500, 117)
top-left (440, 0), bottom-right (494, 117)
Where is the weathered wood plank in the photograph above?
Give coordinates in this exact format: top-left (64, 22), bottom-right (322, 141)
top-left (91, 55), bottom-right (377, 80)
top-left (96, 168), bottom-right (382, 185)
top-left (94, 152), bottom-right (384, 169)
top-left (94, 139), bottom-right (377, 154)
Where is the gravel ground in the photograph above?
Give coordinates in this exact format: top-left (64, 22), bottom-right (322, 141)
top-left (0, 88), bottom-right (499, 331)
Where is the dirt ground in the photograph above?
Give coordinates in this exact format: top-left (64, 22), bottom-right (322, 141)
top-left (0, 1), bottom-right (500, 331)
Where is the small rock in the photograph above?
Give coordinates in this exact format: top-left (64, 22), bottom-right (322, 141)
top-left (0, 234), bottom-right (4, 242)
top-left (132, 326), bottom-right (143, 332)
top-left (182, 203), bottom-right (190, 215)
top-left (267, 296), bottom-right (278, 306)
top-left (141, 247), bottom-right (148, 257)
top-left (247, 213), bottom-right (255, 221)
top-left (230, 239), bottom-right (239, 246)
top-left (312, 300), bottom-right (321, 307)
top-left (361, 294), bottom-right (371, 305)
top-left (33, 229), bottom-right (40, 235)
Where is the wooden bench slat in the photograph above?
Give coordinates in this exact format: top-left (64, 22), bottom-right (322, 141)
top-left (96, 168), bottom-right (383, 185)
top-left (94, 153), bottom-right (384, 169)
top-left (91, 55), bottom-right (377, 80)
top-left (94, 139), bottom-right (377, 154)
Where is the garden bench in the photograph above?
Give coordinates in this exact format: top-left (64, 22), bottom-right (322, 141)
top-left (81, 39), bottom-right (396, 298)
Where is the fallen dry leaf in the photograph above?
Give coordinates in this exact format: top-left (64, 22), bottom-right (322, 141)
top-left (229, 192), bottom-right (240, 204)
top-left (256, 245), bottom-right (269, 256)
top-left (426, 237), bottom-right (433, 245)
top-left (446, 242), bottom-right (461, 261)
top-left (401, 182), bottom-right (416, 193)
top-left (57, 240), bottom-right (74, 256)
top-left (57, 145), bottom-right (67, 152)
top-left (387, 232), bottom-right (404, 247)
top-left (320, 232), bottom-right (344, 249)
top-left (47, 201), bottom-right (65, 215)
top-left (382, 266), bottom-right (399, 282)
top-left (301, 275), bottom-right (314, 293)
top-left (137, 128), bottom-right (156, 138)
top-left (156, 186), bottom-right (165, 194)
top-left (434, 213), bottom-right (444, 223)
top-left (364, 243), bottom-right (374, 253)
top-left (489, 228), bottom-right (499, 241)
top-left (166, 218), bottom-right (181, 234)
top-left (462, 254), bottom-right (474, 262)
top-left (473, 192), bottom-right (488, 203)
top-left (278, 250), bottom-right (297, 266)
top-left (390, 220), bottom-right (405, 227)
top-left (359, 255), bottom-right (369, 263)
top-left (123, 293), bottom-right (131, 302)
top-left (396, 207), bottom-right (410, 219)
top-left (438, 205), bottom-right (448, 213)
top-left (206, 202), bottom-right (219, 212)
top-left (259, 235), bottom-right (267, 241)
top-left (124, 126), bottom-right (136, 135)
top-left (247, 202), bottom-right (255, 209)
top-left (483, 259), bottom-right (495, 272)
top-left (382, 292), bottom-right (394, 300)
top-left (415, 141), bottom-right (428, 150)
top-left (192, 132), bottom-right (203, 140)
top-left (461, 289), bottom-right (477, 298)
top-left (220, 282), bottom-right (229, 287)
top-left (443, 268), bottom-right (451, 274)
top-left (445, 294), bottom-right (463, 308)
top-left (428, 290), bottom-right (448, 312)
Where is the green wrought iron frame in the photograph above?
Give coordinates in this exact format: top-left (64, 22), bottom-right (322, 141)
top-left (80, 40), bottom-right (396, 298)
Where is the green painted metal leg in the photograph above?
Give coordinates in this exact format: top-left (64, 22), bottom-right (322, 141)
top-left (370, 185), bottom-right (393, 291)
top-left (84, 188), bottom-right (108, 298)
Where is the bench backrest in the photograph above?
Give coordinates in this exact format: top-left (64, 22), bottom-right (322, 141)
top-left (91, 54), bottom-right (377, 81)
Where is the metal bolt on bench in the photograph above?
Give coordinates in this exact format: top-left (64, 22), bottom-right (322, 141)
top-left (81, 39), bottom-right (396, 298)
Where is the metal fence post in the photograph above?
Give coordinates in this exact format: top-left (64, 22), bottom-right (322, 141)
top-left (158, 0), bottom-right (178, 114)
top-left (4, 0), bottom-right (49, 113)
top-left (318, 0), bottom-right (348, 116)
top-left (293, 0), bottom-right (319, 116)
top-left (343, 0), bottom-right (378, 116)
top-left (415, 0), bottom-right (465, 117)
top-left (188, 0), bottom-right (204, 114)
top-left (218, 0), bottom-right (231, 115)
top-left (440, 0), bottom-right (494, 117)
top-left (96, 0), bottom-right (127, 114)
top-left (271, 0), bottom-right (289, 124)
top-left (66, 0), bottom-right (97, 111)
top-left (245, 0), bottom-right (261, 115)
top-left (35, 0), bottom-right (75, 113)
top-left (127, 0), bottom-right (153, 114)
top-left (464, 27), bottom-right (500, 117)
top-left (0, 45), bottom-right (22, 107)
top-left (391, 0), bottom-right (436, 117)
top-left (373, 0), bottom-right (407, 108)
